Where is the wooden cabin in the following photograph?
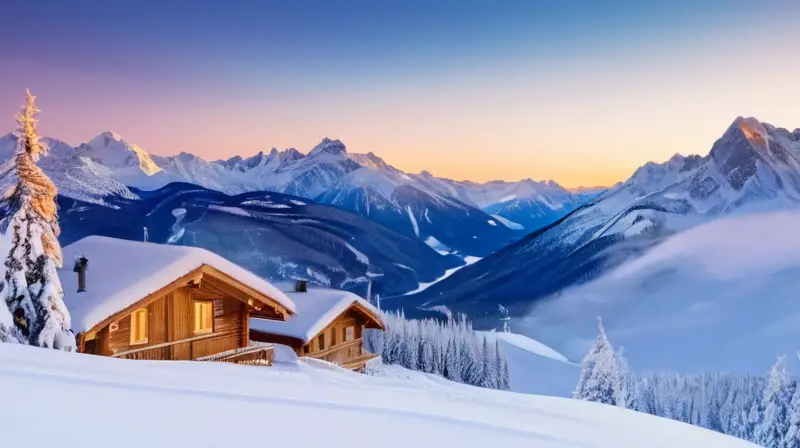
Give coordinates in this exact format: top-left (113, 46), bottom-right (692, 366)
top-left (60, 236), bottom-right (296, 365)
top-left (250, 281), bottom-right (385, 372)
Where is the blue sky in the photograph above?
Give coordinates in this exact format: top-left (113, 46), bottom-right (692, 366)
top-left (1, 0), bottom-right (797, 186)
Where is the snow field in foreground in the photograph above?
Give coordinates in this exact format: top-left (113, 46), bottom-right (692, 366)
top-left (0, 343), bottom-right (754, 447)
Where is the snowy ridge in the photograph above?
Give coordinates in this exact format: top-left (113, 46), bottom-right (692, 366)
top-left (0, 131), bottom-right (593, 254)
top-left (0, 343), bottom-right (755, 447)
top-left (400, 116), bottom-right (800, 319)
top-left (55, 185), bottom-right (459, 298)
top-left (479, 331), bottom-right (570, 363)
top-left (0, 134), bottom-right (138, 205)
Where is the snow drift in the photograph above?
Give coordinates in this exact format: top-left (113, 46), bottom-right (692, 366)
top-left (0, 343), bottom-right (754, 447)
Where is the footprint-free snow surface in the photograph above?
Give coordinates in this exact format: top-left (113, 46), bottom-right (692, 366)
top-left (0, 344), bottom-right (753, 447)
top-left (479, 330), bottom-right (579, 397)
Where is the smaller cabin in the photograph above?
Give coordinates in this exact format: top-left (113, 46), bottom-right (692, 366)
top-left (250, 282), bottom-right (384, 372)
top-left (60, 236), bottom-right (296, 365)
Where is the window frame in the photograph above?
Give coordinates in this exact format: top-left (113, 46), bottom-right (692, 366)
top-left (129, 308), bottom-right (149, 345)
top-left (318, 333), bottom-right (325, 351)
top-left (344, 326), bottom-right (355, 342)
top-left (193, 301), bottom-right (215, 335)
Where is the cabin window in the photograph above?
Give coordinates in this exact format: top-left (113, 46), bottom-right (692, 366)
top-left (318, 333), bottom-right (325, 350)
top-left (344, 326), bottom-right (355, 342)
top-left (304, 345), bottom-right (310, 354)
top-left (193, 301), bottom-right (214, 335)
top-left (130, 308), bottom-right (148, 345)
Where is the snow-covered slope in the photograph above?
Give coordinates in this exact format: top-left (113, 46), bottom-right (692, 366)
top-left (478, 330), bottom-right (579, 397)
top-left (521, 209), bottom-right (800, 375)
top-left (52, 184), bottom-right (460, 298)
top-left (398, 117), bottom-right (800, 321)
top-left (0, 133), bottom-right (138, 205)
top-left (0, 343), bottom-right (755, 447)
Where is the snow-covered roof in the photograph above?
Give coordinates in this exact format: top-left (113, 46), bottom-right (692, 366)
top-left (59, 236), bottom-right (296, 333)
top-left (249, 287), bottom-right (382, 343)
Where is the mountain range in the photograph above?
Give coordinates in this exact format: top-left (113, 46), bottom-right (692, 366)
top-left (4, 116), bottom-right (793, 321)
top-left (0, 132), bottom-right (593, 257)
top-left (0, 130), bottom-right (594, 297)
top-left (395, 117), bottom-right (800, 323)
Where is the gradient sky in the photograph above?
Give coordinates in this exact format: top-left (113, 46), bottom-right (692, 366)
top-left (1, 0), bottom-right (798, 187)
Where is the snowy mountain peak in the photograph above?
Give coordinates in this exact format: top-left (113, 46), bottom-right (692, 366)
top-left (348, 152), bottom-right (390, 169)
top-left (89, 131), bottom-right (124, 145)
top-left (80, 131), bottom-right (162, 176)
top-left (730, 116), bottom-right (770, 152)
top-left (309, 138), bottom-right (347, 157)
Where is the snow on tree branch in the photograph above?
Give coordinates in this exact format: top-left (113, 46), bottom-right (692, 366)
top-left (0, 90), bottom-right (75, 350)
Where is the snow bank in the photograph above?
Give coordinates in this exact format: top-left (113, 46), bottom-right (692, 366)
top-left (479, 331), bottom-right (570, 363)
top-left (0, 344), bottom-right (752, 447)
top-left (478, 331), bottom-right (579, 397)
top-left (59, 236), bottom-right (296, 333)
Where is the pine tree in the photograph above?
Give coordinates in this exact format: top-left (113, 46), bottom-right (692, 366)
top-left (756, 356), bottom-right (795, 447)
top-left (1, 90), bottom-right (75, 350)
top-left (494, 340), bottom-right (508, 391)
top-left (615, 346), bottom-right (636, 409)
top-left (573, 316), bottom-right (620, 405)
top-left (785, 385), bottom-right (800, 448)
top-left (501, 355), bottom-right (510, 390)
top-left (480, 336), bottom-right (495, 389)
top-left (460, 335), bottom-right (480, 386)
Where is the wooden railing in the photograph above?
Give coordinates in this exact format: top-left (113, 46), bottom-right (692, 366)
top-left (112, 332), bottom-right (243, 362)
top-left (115, 345), bottom-right (171, 360)
top-left (306, 338), bottom-right (377, 370)
top-left (196, 344), bottom-right (274, 366)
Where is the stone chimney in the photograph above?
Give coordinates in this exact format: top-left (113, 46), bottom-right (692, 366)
top-left (73, 256), bottom-right (88, 293)
top-left (294, 280), bottom-right (307, 293)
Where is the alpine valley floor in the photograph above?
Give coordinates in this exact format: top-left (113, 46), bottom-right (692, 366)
top-left (0, 343), bottom-right (754, 447)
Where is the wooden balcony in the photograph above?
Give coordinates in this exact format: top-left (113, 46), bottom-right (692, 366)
top-left (196, 344), bottom-right (274, 366)
top-left (305, 338), bottom-right (378, 371)
top-left (111, 332), bottom-right (273, 366)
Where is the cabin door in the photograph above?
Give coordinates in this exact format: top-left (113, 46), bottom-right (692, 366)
top-left (166, 290), bottom-right (193, 360)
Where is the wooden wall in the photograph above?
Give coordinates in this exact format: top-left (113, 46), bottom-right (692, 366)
top-left (302, 309), bottom-right (365, 356)
top-left (90, 284), bottom-right (247, 360)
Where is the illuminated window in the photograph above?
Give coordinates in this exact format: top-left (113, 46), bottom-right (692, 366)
top-left (130, 308), bottom-right (148, 345)
top-left (194, 301), bottom-right (214, 335)
top-left (344, 326), bottom-right (355, 341)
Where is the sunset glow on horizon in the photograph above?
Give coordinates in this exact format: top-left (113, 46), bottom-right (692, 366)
top-left (1, 0), bottom-right (798, 188)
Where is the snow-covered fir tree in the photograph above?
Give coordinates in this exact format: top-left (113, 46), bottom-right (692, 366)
top-left (364, 311), bottom-right (509, 390)
top-left (0, 90), bottom-right (75, 350)
top-left (573, 316), bottom-right (622, 405)
top-left (785, 383), bottom-right (800, 448)
top-left (0, 297), bottom-right (17, 343)
top-left (615, 347), bottom-right (636, 410)
top-left (756, 356), bottom-right (796, 447)
top-left (480, 336), bottom-right (496, 389)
